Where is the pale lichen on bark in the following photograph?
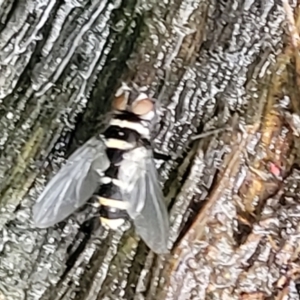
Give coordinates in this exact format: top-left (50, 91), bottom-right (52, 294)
top-left (0, 0), bottom-right (298, 299)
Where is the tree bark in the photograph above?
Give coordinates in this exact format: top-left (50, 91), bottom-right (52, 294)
top-left (0, 0), bottom-right (299, 299)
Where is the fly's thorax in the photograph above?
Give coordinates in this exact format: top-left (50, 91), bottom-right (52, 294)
top-left (108, 118), bottom-right (151, 140)
top-left (103, 121), bottom-right (147, 149)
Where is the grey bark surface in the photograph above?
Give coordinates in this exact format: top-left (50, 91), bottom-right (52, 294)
top-left (0, 0), bottom-right (298, 300)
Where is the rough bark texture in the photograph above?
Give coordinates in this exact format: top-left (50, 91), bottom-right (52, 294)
top-left (1, 0), bottom-right (300, 299)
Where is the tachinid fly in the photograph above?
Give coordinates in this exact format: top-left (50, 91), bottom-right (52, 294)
top-left (32, 83), bottom-right (169, 254)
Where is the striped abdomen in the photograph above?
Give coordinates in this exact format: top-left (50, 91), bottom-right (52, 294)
top-left (96, 112), bottom-right (150, 229)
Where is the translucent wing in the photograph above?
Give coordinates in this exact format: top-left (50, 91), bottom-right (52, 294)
top-left (118, 147), bottom-right (169, 254)
top-left (33, 136), bottom-right (109, 228)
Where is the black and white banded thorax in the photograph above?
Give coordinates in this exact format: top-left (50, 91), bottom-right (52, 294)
top-left (96, 85), bottom-right (157, 229)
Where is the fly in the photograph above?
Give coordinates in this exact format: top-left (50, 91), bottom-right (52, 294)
top-left (32, 83), bottom-right (169, 254)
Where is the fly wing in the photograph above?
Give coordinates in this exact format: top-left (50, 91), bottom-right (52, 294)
top-left (118, 147), bottom-right (169, 254)
top-left (33, 136), bottom-right (109, 228)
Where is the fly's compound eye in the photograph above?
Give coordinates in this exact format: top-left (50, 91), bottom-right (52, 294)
top-left (131, 98), bottom-right (154, 116)
top-left (113, 83), bottom-right (131, 111)
top-left (112, 93), bottom-right (127, 111)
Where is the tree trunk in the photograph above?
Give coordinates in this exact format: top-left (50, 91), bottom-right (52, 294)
top-left (1, 0), bottom-right (300, 299)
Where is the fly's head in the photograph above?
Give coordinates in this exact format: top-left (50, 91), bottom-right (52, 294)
top-left (112, 82), bottom-right (161, 131)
